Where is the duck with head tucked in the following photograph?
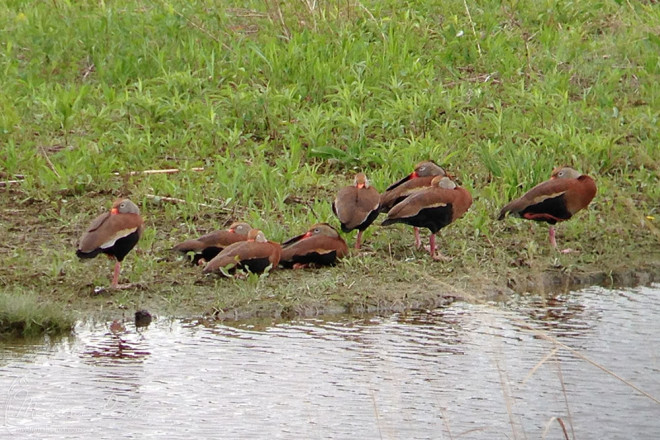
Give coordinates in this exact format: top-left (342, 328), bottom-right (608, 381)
top-left (380, 161), bottom-right (448, 249)
top-left (203, 228), bottom-right (281, 276)
top-left (280, 223), bottom-right (349, 269)
top-left (332, 172), bottom-right (380, 250)
top-left (173, 221), bottom-right (252, 265)
top-left (382, 176), bottom-right (472, 261)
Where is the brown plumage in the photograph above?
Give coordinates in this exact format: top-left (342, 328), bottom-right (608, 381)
top-left (203, 229), bottom-right (281, 276)
top-left (280, 223), bottom-right (349, 268)
top-left (332, 172), bottom-right (380, 249)
top-left (498, 166), bottom-right (597, 252)
top-left (76, 198), bottom-right (144, 288)
top-left (379, 161), bottom-right (447, 213)
top-left (379, 161), bottom-right (447, 248)
top-left (382, 176), bottom-right (472, 261)
top-left (173, 221), bottom-right (251, 265)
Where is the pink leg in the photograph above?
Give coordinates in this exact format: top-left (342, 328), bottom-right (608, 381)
top-left (355, 230), bottom-right (363, 250)
top-left (429, 234), bottom-right (450, 261)
top-left (111, 261), bottom-right (121, 288)
top-left (549, 226), bottom-right (573, 254)
top-left (414, 227), bottom-right (421, 249)
top-left (549, 226), bottom-right (557, 249)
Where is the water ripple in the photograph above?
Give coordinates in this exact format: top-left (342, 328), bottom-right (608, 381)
top-left (1, 285), bottom-right (659, 439)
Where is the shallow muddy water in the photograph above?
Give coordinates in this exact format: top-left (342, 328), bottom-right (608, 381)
top-left (2, 285), bottom-right (659, 439)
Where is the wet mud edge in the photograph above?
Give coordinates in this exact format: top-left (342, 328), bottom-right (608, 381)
top-left (210, 262), bottom-right (660, 322)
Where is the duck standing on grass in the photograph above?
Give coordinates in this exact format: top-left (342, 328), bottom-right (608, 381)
top-left (280, 223), bottom-right (349, 268)
top-left (498, 166), bottom-right (597, 253)
top-left (380, 161), bottom-right (447, 249)
top-left (332, 172), bottom-right (380, 250)
top-left (382, 176), bottom-right (472, 261)
top-left (76, 199), bottom-right (144, 289)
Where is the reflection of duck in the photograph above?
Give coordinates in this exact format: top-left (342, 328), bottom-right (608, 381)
top-left (110, 319), bottom-right (125, 335)
top-left (395, 309), bottom-right (465, 353)
top-left (78, 322), bottom-right (152, 406)
top-left (81, 321), bottom-right (151, 364)
top-left (513, 294), bottom-right (593, 338)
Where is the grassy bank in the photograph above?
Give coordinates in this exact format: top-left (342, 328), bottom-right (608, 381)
top-left (0, 290), bottom-right (74, 338)
top-left (1, 0), bottom-right (659, 324)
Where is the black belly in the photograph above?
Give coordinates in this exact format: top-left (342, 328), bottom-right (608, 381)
top-left (521, 195), bottom-right (572, 225)
top-left (188, 246), bottom-right (223, 265)
top-left (77, 230), bottom-right (140, 262)
top-left (216, 257), bottom-right (273, 276)
top-left (237, 257), bottom-right (273, 274)
top-left (341, 209), bottom-right (380, 233)
top-left (391, 205), bottom-right (453, 234)
top-left (358, 210), bottom-right (380, 231)
top-left (103, 231), bottom-right (140, 261)
top-left (280, 251), bottom-right (338, 268)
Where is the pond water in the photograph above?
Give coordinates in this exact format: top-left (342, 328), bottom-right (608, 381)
top-left (1, 284), bottom-right (659, 439)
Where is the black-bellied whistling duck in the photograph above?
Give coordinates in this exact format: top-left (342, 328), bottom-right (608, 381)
top-left (380, 161), bottom-right (447, 248)
top-left (173, 221), bottom-right (251, 265)
top-left (76, 199), bottom-right (144, 289)
top-left (332, 172), bottom-right (380, 249)
top-left (203, 229), bottom-right (281, 276)
top-left (280, 223), bottom-right (349, 268)
top-left (382, 176), bottom-right (472, 261)
top-left (498, 166), bottom-right (597, 253)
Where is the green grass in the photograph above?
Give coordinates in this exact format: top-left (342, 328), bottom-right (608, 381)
top-left (0, 289), bottom-right (75, 339)
top-left (0, 0), bottom-right (659, 323)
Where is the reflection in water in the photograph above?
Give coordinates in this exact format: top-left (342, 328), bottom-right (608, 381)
top-left (504, 292), bottom-right (597, 338)
top-left (81, 328), bottom-right (152, 364)
top-left (1, 285), bottom-right (659, 439)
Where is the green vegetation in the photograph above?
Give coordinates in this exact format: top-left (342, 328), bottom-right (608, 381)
top-left (1, 0), bottom-right (658, 324)
top-left (0, 290), bottom-right (74, 338)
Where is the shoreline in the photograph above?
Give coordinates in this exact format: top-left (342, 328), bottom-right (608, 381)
top-left (1, 189), bottom-right (659, 336)
top-left (207, 262), bottom-right (660, 323)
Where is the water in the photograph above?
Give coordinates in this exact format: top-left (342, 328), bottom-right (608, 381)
top-left (2, 285), bottom-right (659, 439)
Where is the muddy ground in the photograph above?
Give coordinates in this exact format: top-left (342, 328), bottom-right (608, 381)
top-left (1, 191), bottom-right (659, 323)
